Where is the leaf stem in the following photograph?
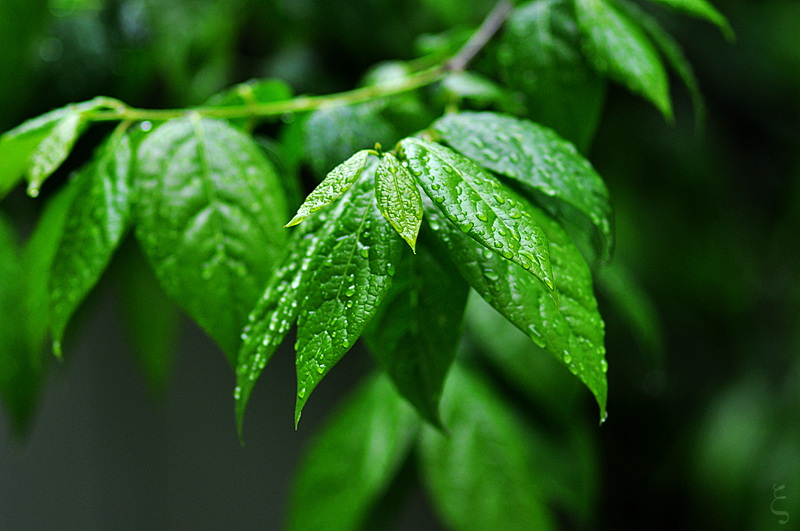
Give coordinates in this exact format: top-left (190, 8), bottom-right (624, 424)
top-left (80, 0), bottom-right (514, 124)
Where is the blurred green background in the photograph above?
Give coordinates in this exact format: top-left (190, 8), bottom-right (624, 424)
top-left (0, 0), bottom-right (798, 529)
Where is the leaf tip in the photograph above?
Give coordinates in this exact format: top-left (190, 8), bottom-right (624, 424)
top-left (52, 339), bottom-right (63, 360)
top-left (284, 215), bottom-right (305, 228)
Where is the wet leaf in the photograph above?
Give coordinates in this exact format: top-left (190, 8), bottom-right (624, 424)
top-left (294, 166), bottom-right (402, 425)
top-left (364, 237), bottom-right (468, 426)
top-left (575, 0), bottom-right (672, 118)
top-left (419, 365), bottom-right (557, 531)
top-left (0, 97), bottom-right (121, 199)
top-left (498, 0), bottom-right (606, 150)
top-left (285, 149), bottom-right (371, 227)
top-left (287, 375), bottom-right (420, 531)
top-left (400, 137), bottom-right (555, 292)
top-left (49, 130), bottom-right (133, 357)
top-left (134, 114), bottom-right (288, 363)
top-left (375, 152), bottom-right (423, 251)
top-left (646, 0), bottom-right (733, 39)
top-left (424, 192), bottom-right (607, 419)
top-left (432, 111), bottom-right (613, 263)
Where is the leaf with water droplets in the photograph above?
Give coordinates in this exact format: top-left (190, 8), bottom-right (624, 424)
top-left (574, 0), bottom-right (672, 119)
top-left (419, 364), bottom-right (557, 531)
top-left (0, 97), bottom-right (121, 199)
top-left (363, 237), bottom-right (468, 426)
top-left (285, 149), bottom-right (371, 227)
top-left (645, 0), bottom-right (733, 39)
top-left (287, 374), bottom-right (419, 531)
top-left (424, 190), bottom-right (607, 419)
top-left (432, 111), bottom-right (614, 264)
top-left (294, 167), bottom-right (403, 425)
top-left (400, 137), bottom-right (555, 292)
top-left (497, 0), bottom-right (606, 150)
top-left (375, 152), bottom-right (423, 251)
top-left (134, 115), bottom-right (288, 364)
top-left (49, 130), bottom-right (133, 357)
top-left (235, 213), bottom-right (329, 438)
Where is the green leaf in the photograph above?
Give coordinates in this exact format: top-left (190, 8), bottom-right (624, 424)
top-left (364, 237), bottom-right (468, 426)
top-left (498, 0), bottom-right (607, 150)
top-left (294, 166), bottom-right (403, 425)
top-left (49, 129), bottom-right (133, 357)
top-left (399, 137), bottom-right (555, 292)
top-left (235, 216), bottom-right (329, 437)
top-left (304, 102), bottom-right (398, 177)
top-left (431, 111), bottom-right (614, 264)
top-left (134, 114), bottom-right (288, 363)
top-left (646, 0), bottom-right (733, 40)
top-left (204, 78), bottom-right (294, 130)
top-left (574, 0), bottom-right (672, 118)
top-left (419, 364), bottom-right (557, 531)
top-left (424, 192), bottom-right (607, 419)
top-left (618, 0), bottom-right (706, 128)
top-left (0, 97), bottom-right (121, 199)
top-left (287, 374), bottom-right (420, 531)
top-left (375, 152), bottom-right (423, 251)
top-left (285, 149), bottom-right (371, 227)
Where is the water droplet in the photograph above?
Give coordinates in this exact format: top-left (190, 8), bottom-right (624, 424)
top-left (459, 222), bottom-right (474, 233)
top-left (431, 183), bottom-right (440, 190)
top-left (140, 121), bottom-right (152, 132)
top-left (600, 359), bottom-right (608, 373)
top-left (360, 248), bottom-right (369, 258)
top-left (493, 194), bottom-right (505, 204)
top-left (388, 263), bottom-right (396, 276)
top-left (316, 365), bottom-right (325, 374)
top-left (27, 184), bottom-right (40, 198)
top-left (434, 196), bottom-right (445, 203)
top-left (484, 270), bottom-right (499, 282)
top-left (345, 285), bottom-right (356, 297)
top-left (562, 351), bottom-right (572, 363)
top-left (298, 387), bottom-right (306, 398)
top-left (476, 213), bottom-right (488, 222)
top-left (233, 386), bottom-right (242, 400)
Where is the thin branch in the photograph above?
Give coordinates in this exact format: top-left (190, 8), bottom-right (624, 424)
top-left (446, 0), bottom-right (514, 72)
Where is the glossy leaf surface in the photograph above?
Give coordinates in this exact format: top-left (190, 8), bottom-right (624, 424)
top-left (134, 115), bottom-right (288, 362)
top-left (294, 167), bottom-right (402, 424)
top-left (575, 0), bottom-right (672, 118)
top-left (364, 238), bottom-right (468, 426)
top-left (419, 365), bottom-right (556, 531)
top-left (433, 111), bottom-right (613, 263)
top-left (285, 149), bottom-right (371, 227)
top-left (424, 193), bottom-right (607, 418)
top-left (49, 130), bottom-right (133, 357)
top-left (375, 152), bottom-right (423, 251)
top-left (400, 137), bottom-right (555, 292)
top-left (287, 375), bottom-right (420, 531)
top-left (498, 0), bottom-right (606, 150)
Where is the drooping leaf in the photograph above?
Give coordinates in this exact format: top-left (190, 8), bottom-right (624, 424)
top-left (439, 71), bottom-right (510, 109)
top-left (574, 0), bottom-right (672, 118)
top-left (0, 97), bottom-right (121, 199)
top-left (285, 149), bottom-right (371, 227)
top-left (294, 165), bottom-right (403, 425)
top-left (49, 129), bottom-right (133, 357)
top-left (287, 374), bottom-right (420, 531)
top-left (646, 0), bottom-right (733, 39)
top-left (419, 364), bottom-right (557, 531)
top-left (399, 137), bottom-right (555, 292)
top-left (363, 237), bottom-right (468, 426)
top-left (432, 111), bottom-right (614, 263)
top-left (424, 192), bottom-right (607, 419)
top-left (497, 0), bottom-right (607, 150)
top-left (235, 214), bottom-right (329, 437)
top-left (134, 114), bottom-right (288, 363)
top-left (618, 0), bottom-right (706, 128)
top-left (304, 102), bottom-right (398, 176)
top-left (375, 152), bottom-right (423, 251)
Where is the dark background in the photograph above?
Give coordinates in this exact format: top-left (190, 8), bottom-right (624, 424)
top-left (1, 0), bottom-right (798, 529)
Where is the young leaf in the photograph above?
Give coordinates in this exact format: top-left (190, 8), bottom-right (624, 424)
top-left (285, 149), bottom-right (371, 227)
top-left (49, 130), bottom-right (133, 357)
top-left (498, 0), bottom-right (606, 150)
top-left (363, 237), bottom-right (468, 426)
top-left (204, 78), bottom-right (294, 130)
top-left (134, 114), bottom-right (288, 363)
top-left (419, 364), bottom-right (557, 531)
top-left (399, 137), bottom-right (555, 292)
top-left (0, 97), bottom-right (121, 198)
top-left (424, 193), bottom-right (608, 419)
top-left (431, 111), bottom-right (614, 263)
top-left (375, 152), bottom-right (423, 251)
top-left (235, 215), bottom-right (329, 437)
top-left (287, 375), bottom-right (420, 531)
top-left (646, 0), bottom-right (733, 40)
top-left (294, 166), bottom-right (403, 425)
top-left (574, 0), bottom-right (672, 119)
